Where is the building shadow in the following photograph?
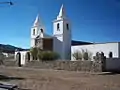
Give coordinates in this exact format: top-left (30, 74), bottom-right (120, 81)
top-left (19, 89), bottom-right (32, 90)
top-left (0, 74), bottom-right (24, 81)
top-left (95, 72), bottom-right (120, 75)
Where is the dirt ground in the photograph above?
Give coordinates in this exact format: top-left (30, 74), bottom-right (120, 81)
top-left (0, 67), bottom-right (120, 90)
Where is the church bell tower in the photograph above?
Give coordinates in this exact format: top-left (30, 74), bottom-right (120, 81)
top-left (53, 5), bottom-right (71, 60)
top-left (31, 15), bottom-right (45, 48)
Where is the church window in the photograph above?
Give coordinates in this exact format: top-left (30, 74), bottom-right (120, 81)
top-left (57, 23), bottom-right (60, 30)
top-left (66, 24), bottom-right (69, 30)
top-left (33, 29), bottom-right (35, 35)
top-left (41, 29), bottom-right (43, 33)
top-left (109, 52), bottom-right (113, 58)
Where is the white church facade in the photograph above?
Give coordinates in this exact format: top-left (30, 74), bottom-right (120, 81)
top-left (15, 5), bottom-right (120, 65)
top-left (30, 4), bottom-right (71, 60)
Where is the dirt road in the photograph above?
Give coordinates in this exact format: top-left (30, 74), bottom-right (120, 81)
top-left (0, 67), bottom-right (120, 90)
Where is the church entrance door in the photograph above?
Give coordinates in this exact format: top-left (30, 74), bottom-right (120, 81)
top-left (16, 52), bottom-right (21, 67)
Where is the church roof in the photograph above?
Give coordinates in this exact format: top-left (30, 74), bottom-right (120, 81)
top-left (71, 40), bottom-right (93, 46)
top-left (33, 14), bottom-right (40, 26)
top-left (57, 4), bottom-right (66, 20)
top-left (43, 34), bottom-right (53, 38)
top-left (33, 14), bottom-right (45, 28)
top-left (36, 33), bottom-right (53, 39)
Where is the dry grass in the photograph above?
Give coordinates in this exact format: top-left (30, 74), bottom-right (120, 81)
top-left (0, 67), bottom-right (120, 90)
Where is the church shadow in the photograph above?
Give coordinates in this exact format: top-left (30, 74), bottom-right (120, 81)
top-left (0, 74), bottom-right (25, 81)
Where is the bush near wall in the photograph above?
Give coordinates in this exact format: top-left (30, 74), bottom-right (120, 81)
top-left (72, 50), bottom-right (82, 60)
top-left (72, 49), bottom-right (93, 61)
top-left (38, 51), bottom-right (59, 61)
top-left (30, 47), bottom-right (39, 60)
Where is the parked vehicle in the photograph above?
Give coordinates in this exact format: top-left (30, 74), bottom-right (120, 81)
top-left (0, 83), bottom-right (18, 90)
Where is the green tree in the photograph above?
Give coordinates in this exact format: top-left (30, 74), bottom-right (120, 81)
top-left (30, 47), bottom-right (39, 60)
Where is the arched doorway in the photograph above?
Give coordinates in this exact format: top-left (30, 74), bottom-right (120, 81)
top-left (16, 52), bottom-right (21, 67)
top-left (25, 52), bottom-right (31, 62)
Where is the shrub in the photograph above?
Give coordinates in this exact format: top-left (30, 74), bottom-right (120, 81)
top-left (83, 52), bottom-right (89, 60)
top-left (72, 50), bottom-right (82, 60)
top-left (30, 47), bottom-right (42, 60)
top-left (101, 52), bottom-right (105, 59)
top-left (95, 52), bottom-right (100, 60)
top-left (0, 52), bottom-right (5, 65)
top-left (72, 49), bottom-right (93, 60)
top-left (30, 47), bottom-right (38, 60)
top-left (37, 51), bottom-right (42, 61)
top-left (38, 51), bottom-right (59, 61)
top-left (94, 52), bottom-right (106, 62)
top-left (82, 49), bottom-right (93, 60)
top-left (51, 52), bottom-right (60, 60)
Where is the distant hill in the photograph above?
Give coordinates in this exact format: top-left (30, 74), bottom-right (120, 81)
top-left (0, 44), bottom-right (27, 53)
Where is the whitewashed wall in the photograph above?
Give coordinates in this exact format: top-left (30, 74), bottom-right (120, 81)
top-left (106, 58), bottom-right (120, 71)
top-left (53, 19), bottom-right (71, 60)
top-left (3, 53), bottom-right (9, 57)
top-left (71, 43), bottom-right (119, 60)
top-left (15, 51), bottom-right (28, 65)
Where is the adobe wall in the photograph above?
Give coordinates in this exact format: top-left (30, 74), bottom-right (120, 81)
top-left (24, 60), bottom-right (102, 72)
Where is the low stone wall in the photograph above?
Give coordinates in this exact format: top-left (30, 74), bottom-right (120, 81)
top-left (3, 60), bottom-right (17, 67)
top-left (24, 60), bottom-right (102, 72)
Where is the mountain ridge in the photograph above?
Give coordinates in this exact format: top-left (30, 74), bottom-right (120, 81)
top-left (0, 44), bottom-right (27, 53)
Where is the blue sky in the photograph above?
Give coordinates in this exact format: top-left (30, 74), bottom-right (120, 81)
top-left (0, 0), bottom-right (119, 48)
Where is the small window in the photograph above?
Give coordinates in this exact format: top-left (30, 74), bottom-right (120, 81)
top-left (57, 23), bottom-right (60, 30)
top-left (109, 52), bottom-right (113, 58)
top-left (66, 24), bottom-right (69, 30)
top-left (41, 29), bottom-right (43, 33)
top-left (33, 29), bottom-right (35, 35)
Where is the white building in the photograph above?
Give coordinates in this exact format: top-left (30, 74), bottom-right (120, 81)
top-left (71, 42), bottom-right (120, 61)
top-left (15, 4), bottom-right (120, 65)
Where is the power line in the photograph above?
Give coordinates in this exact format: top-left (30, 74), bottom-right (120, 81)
top-left (0, 1), bottom-right (13, 6)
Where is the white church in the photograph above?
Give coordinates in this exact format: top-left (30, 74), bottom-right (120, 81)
top-left (15, 5), bottom-right (120, 65)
